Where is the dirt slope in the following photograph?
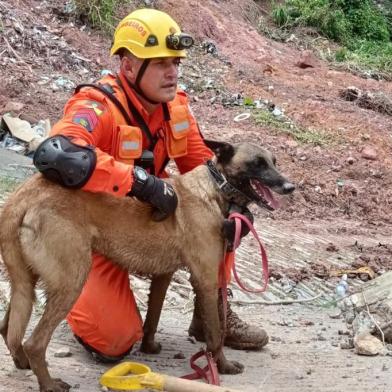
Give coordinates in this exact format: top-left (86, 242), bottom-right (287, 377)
top-left (1, 0), bottom-right (391, 226)
top-left (1, 1), bottom-right (392, 391)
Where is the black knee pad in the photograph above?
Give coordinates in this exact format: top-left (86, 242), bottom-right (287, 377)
top-left (33, 135), bottom-right (96, 188)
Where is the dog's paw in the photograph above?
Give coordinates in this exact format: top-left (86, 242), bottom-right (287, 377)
top-left (218, 359), bottom-right (244, 375)
top-left (40, 378), bottom-right (71, 392)
top-left (140, 340), bottom-right (162, 354)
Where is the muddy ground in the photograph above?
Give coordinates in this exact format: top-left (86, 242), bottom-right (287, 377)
top-left (0, 0), bottom-right (392, 391)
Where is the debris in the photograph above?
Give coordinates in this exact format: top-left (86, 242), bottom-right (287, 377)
top-left (101, 69), bottom-right (112, 76)
top-left (202, 40), bottom-right (217, 55)
top-left (32, 119), bottom-right (51, 138)
top-left (52, 76), bottom-right (75, 92)
top-left (231, 293), bottom-right (322, 306)
top-left (54, 347), bottom-right (72, 358)
top-left (352, 310), bottom-right (376, 335)
top-left (330, 266), bottom-right (376, 281)
top-left (358, 91), bottom-right (392, 116)
top-left (339, 86), bottom-right (362, 102)
top-left (354, 333), bottom-right (384, 356)
top-left (233, 112), bottom-right (251, 122)
top-left (340, 87), bottom-right (392, 116)
top-left (335, 274), bottom-right (349, 298)
top-left (2, 113), bottom-right (36, 142)
top-left (339, 271), bottom-right (392, 344)
top-left (28, 136), bottom-right (45, 153)
top-left (272, 107), bottom-right (283, 117)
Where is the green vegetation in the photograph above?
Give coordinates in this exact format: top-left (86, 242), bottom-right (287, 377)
top-left (74, 0), bottom-right (127, 33)
top-left (271, 0), bottom-right (392, 77)
top-left (253, 110), bottom-right (333, 146)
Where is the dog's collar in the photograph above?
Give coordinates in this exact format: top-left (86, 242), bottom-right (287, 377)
top-left (206, 160), bottom-right (251, 206)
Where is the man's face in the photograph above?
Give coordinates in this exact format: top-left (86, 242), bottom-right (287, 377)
top-left (125, 56), bottom-right (181, 103)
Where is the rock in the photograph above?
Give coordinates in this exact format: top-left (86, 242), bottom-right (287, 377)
top-left (54, 347), bottom-right (72, 358)
top-left (2, 114), bottom-right (36, 142)
top-left (296, 50), bottom-right (317, 69)
top-left (272, 107), bottom-right (283, 117)
top-left (361, 146), bottom-right (378, 161)
top-left (28, 136), bottom-right (45, 153)
top-left (1, 101), bottom-right (25, 114)
top-left (285, 139), bottom-right (298, 148)
top-left (352, 311), bottom-right (376, 336)
top-left (339, 337), bottom-right (354, 349)
top-left (354, 333), bottom-right (384, 356)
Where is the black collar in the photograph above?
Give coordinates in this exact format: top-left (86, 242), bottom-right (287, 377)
top-left (206, 160), bottom-right (251, 206)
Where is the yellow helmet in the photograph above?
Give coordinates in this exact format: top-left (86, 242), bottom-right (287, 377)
top-left (110, 9), bottom-right (193, 58)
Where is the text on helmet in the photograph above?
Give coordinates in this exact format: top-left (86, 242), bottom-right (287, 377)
top-left (119, 21), bottom-right (147, 37)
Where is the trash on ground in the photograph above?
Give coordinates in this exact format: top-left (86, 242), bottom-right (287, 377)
top-left (338, 271), bottom-right (392, 354)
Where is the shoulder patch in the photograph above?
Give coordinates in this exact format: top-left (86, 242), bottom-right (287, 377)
top-left (72, 101), bottom-right (104, 132)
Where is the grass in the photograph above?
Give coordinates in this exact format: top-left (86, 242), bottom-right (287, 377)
top-left (253, 110), bottom-right (334, 146)
top-left (74, 0), bottom-right (127, 33)
top-left (335, 40), bottom-right (392, 77)
top-left (269, 0), bottom-right (392, 79)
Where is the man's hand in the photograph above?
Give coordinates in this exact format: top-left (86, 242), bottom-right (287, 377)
top-left (128, 166), bottom-right (178, 221)
top-left (223, 204), bottom-right (254, 251)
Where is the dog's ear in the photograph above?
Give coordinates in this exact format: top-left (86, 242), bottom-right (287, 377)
top-left (204, 139), bottom-right (235, 164)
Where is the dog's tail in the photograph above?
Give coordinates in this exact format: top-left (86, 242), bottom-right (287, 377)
top-left (0, 194), bottom-right (36, 356)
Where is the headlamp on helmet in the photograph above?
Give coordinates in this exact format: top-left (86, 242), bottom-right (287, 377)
top-left (166, 33), bottom-right (194, 51)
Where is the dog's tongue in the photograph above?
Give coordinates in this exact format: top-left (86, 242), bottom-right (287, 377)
top-left (251, 180), bottom-right (280, 210)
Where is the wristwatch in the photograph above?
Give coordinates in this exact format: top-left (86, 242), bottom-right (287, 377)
top-left (129, 166), bottom-right (149, 196)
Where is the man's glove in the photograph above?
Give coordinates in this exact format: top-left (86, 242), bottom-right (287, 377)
top-left (128, 166), bottom-right (178, 221)
top-left (223, 204), bottom-right (254, 251)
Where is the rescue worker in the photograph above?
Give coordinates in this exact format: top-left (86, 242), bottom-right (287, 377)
top-left (34, 8), bottom-right (268, 362)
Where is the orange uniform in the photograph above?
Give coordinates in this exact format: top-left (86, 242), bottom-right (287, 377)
top-left (50, 70), bottom-right (213, 356)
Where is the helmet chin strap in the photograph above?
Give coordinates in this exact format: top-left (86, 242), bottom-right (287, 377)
top-left (127, 59), bottom-right (160, 105)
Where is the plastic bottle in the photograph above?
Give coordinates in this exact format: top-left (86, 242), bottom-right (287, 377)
top-left (335, 274), bottom-right (349, 298)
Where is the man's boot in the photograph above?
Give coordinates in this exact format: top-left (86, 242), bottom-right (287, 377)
top-left (188, 290), bottom-right (269, 350)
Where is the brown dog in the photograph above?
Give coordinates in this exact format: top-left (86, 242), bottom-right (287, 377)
top-left (0, 141), bottom-right (294, 392)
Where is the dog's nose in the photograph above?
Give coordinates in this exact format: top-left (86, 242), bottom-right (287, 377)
top-left (283, 182), bottom-right (295, 194)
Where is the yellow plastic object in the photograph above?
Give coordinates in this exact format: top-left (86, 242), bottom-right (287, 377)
top-left (99, 361), bottom-right (165, 391)
top-left (330, 266), bottom-right (376, 280)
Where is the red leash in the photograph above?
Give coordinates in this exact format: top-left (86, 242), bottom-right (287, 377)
top-left (228, 212), bottom-right (269, 293)
top-left (183, 212), bottom-right (269, 385)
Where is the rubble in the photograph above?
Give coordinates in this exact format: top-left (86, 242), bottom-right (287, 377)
top-left (337, 271), bottom-right (392, 357)
top-left (340, 87), bottom-right (392, 116)
top-left (0, 113), bottom-right (49, 155)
